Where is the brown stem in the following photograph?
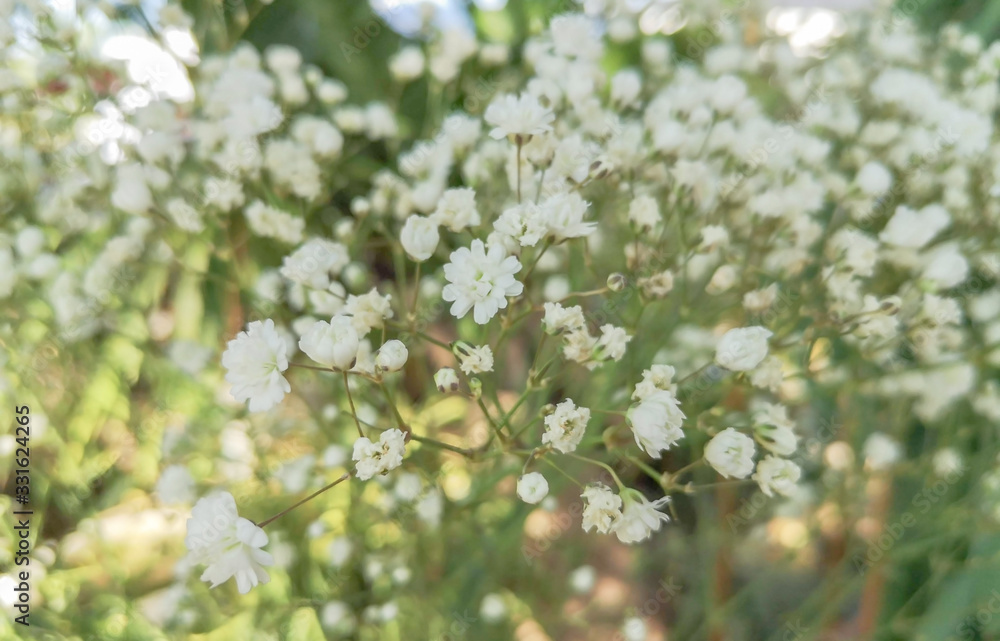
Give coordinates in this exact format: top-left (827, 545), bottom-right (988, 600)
top-left (257, 473), bottom-right (350, 529)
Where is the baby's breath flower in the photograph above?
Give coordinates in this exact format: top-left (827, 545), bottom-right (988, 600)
top-left (705, 428), bottom-right (756, 479)
top-left (541, 399), bottom-right (591, 453)
top-left (484, 93), bottom-right (554, 142)
top-left (715, 326), bottom-right (772, 372)
top-left (581, 483), bottom-right (623, 534)
top-left (516, 472), bottom-right (549, 504)
top-left (456, 343), bottom-right (494, 374)
top-left (353, 429), bottom-right (407, 480)
top-left (298, 316), bottom-right (359, 370)
top-left (222, 319), bottom-right (290, 412)
top-left (185, 492), bottom-right (274, 594)
top-left (442, 239), bottom-right (523, 324)
top-left (752, 456), bottom-right (801, 497)
top-left (434, 368), bottom-right (459, 393)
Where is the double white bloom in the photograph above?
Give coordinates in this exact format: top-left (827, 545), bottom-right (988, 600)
top-left (353, 428), bottom-right (407, 480)
top-left (715, 326), bottom-right (772, 371)
top-left (299, 315), bottom-right (359, 370)
top-left (222, 319), bottom-right (291, 412)
top-left (541, 399), bottom-right (591, 453)
top-left (442, 239), bottom-right (524, 324)
top-left (185, 492), bottom-right (274, 594)
top-left (704, 428), bottom-right (756, 479)
top-left (581, 484), bottom-right (671, 544)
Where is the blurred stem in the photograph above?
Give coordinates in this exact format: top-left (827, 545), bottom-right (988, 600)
top-left (343, 371), bottom-right (365, 438)
top-left (408, 434), bottom-right (475, 457)
top-left (257, 473), bottom-right (350, 529)
top-left (516, 139), bottom-right (523, 203)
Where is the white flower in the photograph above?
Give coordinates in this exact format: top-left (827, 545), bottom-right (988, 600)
top-left (632, 365), bottom-right (677, 401)
top-left (298, 316), bottom-right (359, 369)
top-left (484, 93), bottom-right (554, 141)
top-left (185, 492), bottom-right (274, 594)
top-left (752, 456), bottom-right (801, 497)
top-left (704, 428), bottom-right (756, 479)
top-left (442, 240), bottom-right (524, 324)
top-left (344, 288), bottom-right (394, 334)
top-left (627, 389), bottom-right (685, 458)
top-left (753, 422), bottom-right (798, 456)
top-left (516, 472), bottom-right (549, 504)
top-left (595, 325), bottom-right (631, 362)
top-left (156, 465), bottom-right (196, 505)
top-left (628, 195), bottom-right (660, 230)
top-left (542, 302), bottom-right (586, 334)
top-left (432, 187), bottom-right (481, 232)
top-left (613, 494), bottom-right (671, 544)
top-left (493, 202), bottom-right (548, 247)
top-left (280, 239), bottom-right (350, 290)
top-left (352, 428), bottom-right (407, 480)
top-left (922, 242), bottom-right (969, 289)
top-left (622, 617), bottom-right (647, 641)
top-left (863, 433), bottom-right (901, 471)
top-left (434, 367), bottom-right (460, 392)
top-left (400, 215), bottom-right (440, 262)
top-left (456, 343), bottom-right (494, 374)
top-left (715, 326), bottom-right (772, 371)
top-left (581, 483), bottom-right (623, 534)
top-left (542, 399), bottom-right (591, 453)
top-left (855, 161), bottom-right (892, 195)
top-left (244, 200), bottom-right (305, 244)
top-left (389, 45), bottom-right (425, 82)
top-left (375, 340), bottom-right (408, 373)
top-left (879, 204), bottom-right (951, 248)
top-left (539, 192), bottom-right (596, 240)
top-left (222, 319), bottom-right (290, 412)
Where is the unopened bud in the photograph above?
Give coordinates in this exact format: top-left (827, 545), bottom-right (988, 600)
top-left (607, 273), bottom-right (627, 292)
top-left (434, 368), bottom-right (459, 393)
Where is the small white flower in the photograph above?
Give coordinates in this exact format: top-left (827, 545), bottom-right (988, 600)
top-left (432, 187), bottom-right (481, 232)
top-left (855, 161), bottom-right (892, 195)
top-left (222, 319), bottom-right (290, 412)
top-left (632, 365), bottom-right (677, 401)
top-left (442, 240), bottom-right (523, 324)
top-left (185, 492), bottom-right (274, 594)
top-left (389, 45), bottom-right (425, 82)
top-left (704, 428), bottom-right (756, 479)
top-left (484, 93), bottom-right (554, 141)
top-left (434, 367), bottom-right (460, 392)
top-left (627, 389), bottom-right (685, 458)
top-left (613, 493), bottom-right (671, 544)
top-left (375, 339), bottom-right (408, 373)
top-left (539, 192), bottom-right (596, 241)
top-left (516, 472), bottom-right (549, 504)
top-left (456, 343), bottom-right (494, 374)
top-left (715, 326), bottom-right (772, 371)
top-left (863, 433), bottom-right (901, 471)
top-left (879, 204), bottom-right (951, 249)
top-left (752, 456), bottom-right (801, 497)
top-left (400, 215), bottom-right (440, 262)
top-left (344, 288), bottom-right (394, 334)
top-left (280, 239), bottom-right (350, 290)
top-left (480, 593), bottom-right (507, 622)
top-left (156, 465), bottom-right (196, 505)
top-left (542, 302), bottom-right (586, 334)
top-left (542, 399), bottom-right (591, 453)
top-left (581, 483), bottom-right (623, 534)
top-left (595, 325), bottom-right (631, 362)
top-left (628, 195), bottom-right (660, 230)
top-left (298, 316), bottom-right (359, 370)
top-left (352, 428), bottom-right (407, 480)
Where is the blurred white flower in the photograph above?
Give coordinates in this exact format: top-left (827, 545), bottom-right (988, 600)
top-left (185, 492), bottom-right (274, 594)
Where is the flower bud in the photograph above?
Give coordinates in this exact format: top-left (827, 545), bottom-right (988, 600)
top-left (607, 272), bottom-right (627, 292)
top-left (375, 339), bottom-right (408, 373)
top-left (434, 368), bottom-right (459, 393)
top-left (468, 377), bottom-right (483, 399)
